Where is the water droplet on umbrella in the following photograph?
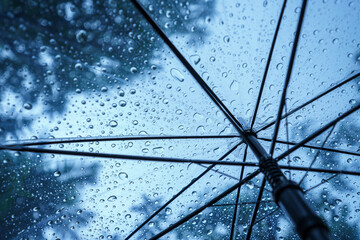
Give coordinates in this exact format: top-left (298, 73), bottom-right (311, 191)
top-left (107, 195), bottom-right (117, 202)
top-left (23, 103), bottom-right (32, 110)
top-left (223, 35), bottom-right (230, 43)
top-left (196, 125), bottom-right (206, 133)
top-left (119, 172), bottom-right (128, 180)
top-left (75, 63), bottom-right (83, 70)
top-left (119, 100), bottom-right (127, 107)
top-left (349, 99), bottom-right (356, 104)
top-left (190, 55), bottom-right (201, 65)
top-left (335, 199), bottom-right (342, 205)
top-left (118, 90), bottom-right (125, 97)
top-left (165, 207), bottom-right (172, 215)
top-left (109, 120), bottom-right (118, 127)
top-left (246, 182), bottom-right (254, 189)
top-left (33, 207), bottom-right (40, 212)
top-left (130, 67), bottom-right (138, 73)
top-left (76, 30), bottom-right (87, 43)
top-left (54, 171), bottom-right (61, 177)
top-left (230, 80), bottom-right (239, 91)
top-left (125, 214), bottom-right (131, 219)
top-left (170, 68), bottom-right (185, 82)
top-left (153, 147), bottom-right (164, 153)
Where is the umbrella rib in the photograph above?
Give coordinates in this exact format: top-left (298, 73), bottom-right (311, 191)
top-left (298, 125), bottom-right (336, 186)
top-left (277, 165), bottom-right (360, 176)
top-left (0, 144), bottom-right (258, 167)
top-left (130, 0), bottom-right (248, 138)
top-left (245, 178), bottom-right (266, 240)
top-left (269, 0), bottom-right (307, 156)
top-left (250, 0), bottom-right (287, 129)
top-left (254, 208), bottom-right (280, 225)
top-left (212, 200), bottom-right (274, 207)
top-left (124, 142), bottom-right (241, 240)
top-left (2, 146), bottom-right (358, 176)
top-left (187, 163), bottom-right (274, 192)
top-left (230, 146), bottom-right (248, 240)
top-left (258, 137), bottom-right (360, 158)
top-left (1, 135), bottom-right (240, 148)
top-left (304, 174), bottom-right (338, 193)
top-left (284, 102), bottom-right (292, 180)
top-left (148, 170), bottom-right (261, 240)
top-left (197, 163), bottom-right (242, 181)
top-left (276, 104), bottom-right (360, 161)
top-left (256, 72), bottom-right (360, 133)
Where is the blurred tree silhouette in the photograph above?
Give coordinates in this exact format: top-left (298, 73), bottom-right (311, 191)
top-left (0, 151), bottom-right (99, 239)
top-left (0, 0), bottom-right (216, 239)
top-left (0, 0), bottom-right (216, 139)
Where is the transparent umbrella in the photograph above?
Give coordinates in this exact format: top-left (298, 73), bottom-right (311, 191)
top-left (1, 0), bottom-right (360, 239)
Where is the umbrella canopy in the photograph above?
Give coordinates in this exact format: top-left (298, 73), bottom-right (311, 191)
top-left (1, 0), bottom-right (360, 239)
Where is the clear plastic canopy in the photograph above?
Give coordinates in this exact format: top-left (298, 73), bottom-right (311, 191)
top-left (1, 0), bottom-right (360, 239)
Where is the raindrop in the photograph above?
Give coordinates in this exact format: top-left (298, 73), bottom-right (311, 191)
top-left (190, 55), bottom-right (201, 65)
top-left (107, 195), bottom-right (117, 202)
top-left (109, 120), bottom-right (118, 127)
top-left (153, 147), bottom-right (164, 153)
top-left (119, 100), bottom-right (127, 107)
top-left (165, 207), bottom-right (172, 215)
top-left (335, 199), bottom-right (342, 205)
top-left (125, 214), bottom-right (131, 219)
top-left (23, 103), bottom-right (32, 110)
top-left (54, 171), bottom-right (61, 177)
top-left (196, 125), bottom-right (206, 133)
top-left (276, 63), bottom-right (283, 70)
top-left (333, 215), bottom-right (340, 221)
top-left (75, 63), bottom-right (83, 70)
top-left (223, 35), bottom-right (230, 43)
top-left (118, 90), bottom-right (125, 97)
top-left (193, 113), bottom-right (204, 121)
top-left (130, 67), bottom-right (138, 73)
top-left (246, 182), bottom-right (254, 189)
top-left (119, 172), bottom-right (128, 180)
top-left (170, 68), bottom-right (185, 82)
top-left (349, 99), bottom-right (356, 105)
top-left (33, 207), bottom-right (40, 212)
top-left (76, 30), bottom-right (87, 43)
top-left (230, 80), bottom-right (239, 91)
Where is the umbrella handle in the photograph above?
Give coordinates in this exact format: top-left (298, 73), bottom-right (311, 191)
top-left (275, 182), bottom-right (329, 240)
top-left (246, 134), bottom-right (329, 240)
